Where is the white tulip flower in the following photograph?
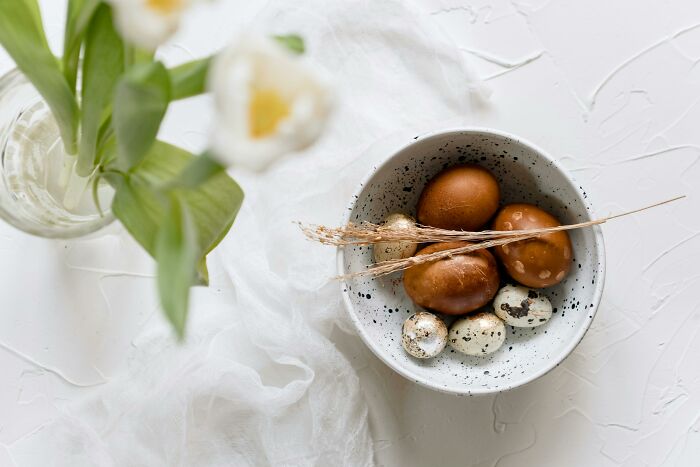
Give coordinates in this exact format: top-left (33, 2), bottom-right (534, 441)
top-left (109, 0), bottom-right (198, 51)
top-left (208, 34), bottom-right (333, 172)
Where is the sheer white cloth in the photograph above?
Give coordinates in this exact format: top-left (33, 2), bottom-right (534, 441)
top-left (7, 0), bottom-right (480, 465)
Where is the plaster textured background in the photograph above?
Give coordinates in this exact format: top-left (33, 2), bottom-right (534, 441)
top-left (1, 1), bottom-right (699, 465)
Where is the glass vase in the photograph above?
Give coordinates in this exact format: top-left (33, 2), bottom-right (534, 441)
top-left (0, 68), bottom-right (114, 238)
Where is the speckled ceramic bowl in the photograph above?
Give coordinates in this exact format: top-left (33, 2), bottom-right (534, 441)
top-left (338, 128), bottom-right (606, 395)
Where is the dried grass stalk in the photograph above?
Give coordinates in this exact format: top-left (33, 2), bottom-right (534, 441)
top-left (345, 234), bottom-right (536, 278)
top-left (297, 196), bottom-right (684, 279)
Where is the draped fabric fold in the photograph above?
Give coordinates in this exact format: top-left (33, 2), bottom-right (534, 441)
top-left (7, 0), bottom-right (481, 464)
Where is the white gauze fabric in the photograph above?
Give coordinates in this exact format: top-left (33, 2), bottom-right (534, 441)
top-left (7, 0), bottom-right (481, 465)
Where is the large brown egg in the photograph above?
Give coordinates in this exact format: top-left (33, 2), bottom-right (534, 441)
top-left (492, 204), bottom-right (572, 288)
top-left (417, 164), bottom-right (500, 231)
top-left (403, 241), bottom-right (500, 315)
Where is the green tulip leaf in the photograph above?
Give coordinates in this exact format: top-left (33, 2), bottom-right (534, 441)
top-left (169, 57), bottom-right (211, 100)
top-left (63, 0), bottom-right (101, 90)
top-left (155, 194), bottom-right (198, 339)
top-left (0, 0), bottom-right (79, 153)
top-left (274, 34), bottom-right (305, 54)
top-left (174, 152), bottom-right (225, 188)
top-left (77, 4), bottom-right (124, 176)
top-left (111, 141), bottom-right (244, 287)
top-left (113, 62), bottom-right (171, 171)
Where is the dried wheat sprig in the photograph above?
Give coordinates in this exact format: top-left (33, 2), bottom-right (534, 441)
top-left (297, 196), bottom-right (685, 279)
top-left (299, 196), bottom-right (685, 247)
top-left (340, 234), bottom-right (536, 278)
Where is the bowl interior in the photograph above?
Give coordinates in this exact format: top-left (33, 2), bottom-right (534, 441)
top-left (339, 129), bottom-right (605, 394)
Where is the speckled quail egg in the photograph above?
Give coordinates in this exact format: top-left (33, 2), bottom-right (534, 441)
top-left (401, 311), bottom-right (448, 359)
top-left (373, 213), bottom-right (418, 263)
top-left (448, 312), bottom-right (506, 356)
top-left (493, 284), bottom-right (553, 327)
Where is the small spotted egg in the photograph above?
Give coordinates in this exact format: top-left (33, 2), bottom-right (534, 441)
top-left (493, 284), bottom-right (553, 327)
top-left (449, 312), bottom-right (505, 356)
top-left (401, 311), bottom-right (448, 359)
top-left (373, 213), bottom-right (418, 263)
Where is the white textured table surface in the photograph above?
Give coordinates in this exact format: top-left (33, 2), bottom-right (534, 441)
top-left (2, 1), bottom-right (700, 466)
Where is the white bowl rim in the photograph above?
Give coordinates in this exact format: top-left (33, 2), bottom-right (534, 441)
top-left (336, 127), bottom-right (607, 396)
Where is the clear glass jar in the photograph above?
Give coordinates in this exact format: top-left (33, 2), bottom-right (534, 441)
top-left (0, 68), bottom-right (114, 238)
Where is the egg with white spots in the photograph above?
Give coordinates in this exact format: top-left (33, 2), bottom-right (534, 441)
top-left (492, 203), bottom-right (573, 288)
top-left (373, 213), bottom-right (418, 263)
top-left (448, 312), bottom-right (506, 356)
top-left (401, 311), bottom-right (448, 359)
top-left (493, 284), bottom-right (553, 327)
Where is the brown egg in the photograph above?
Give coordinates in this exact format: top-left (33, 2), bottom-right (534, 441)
top-left (492, 204), bottom-right (572, 288)
top-left (403, 241), bottom-right (500, 315)
top-left (417, 164), bottom-right (500, 231)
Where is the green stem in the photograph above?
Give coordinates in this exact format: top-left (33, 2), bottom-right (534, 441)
top-left (134, 48), bottom-right (155, 64)
top-left (64, 127), bottom-right (79, 155)
top-left (63, 166), bottom-right (91, 210)
top-left (62, 48), bottom-right (81, 95)
top-left (91, 173), bottom-right (104, 216)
